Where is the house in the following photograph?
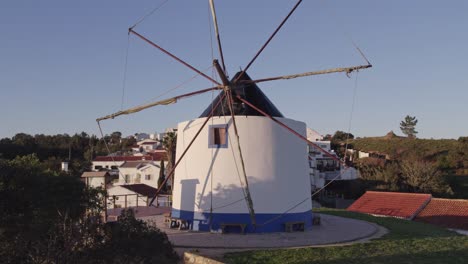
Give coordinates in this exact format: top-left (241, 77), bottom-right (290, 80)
top-left (115, 161), bottom-right (165, 189)
top-left (138, 139), bottom-right (159, 152)
top-left (134, 133), bottom-right (150, 141)
top-left (306, 128), bottom-right (358, 191)
top-left (107, 183), bottom-right (170, 209)
top-left (91, 152), bottom-right (167, 172)
top-left (347, 191), bottom-right (432, 219)
top-left (81, 171), bottom-right (117, 189)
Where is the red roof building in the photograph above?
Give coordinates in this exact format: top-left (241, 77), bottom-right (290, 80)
top-left (414, 198), bottom-right (468, 230)
top-left (347, 191), bottom-right (432, 219)
top-left (93, 152), bottom-right (167, 162)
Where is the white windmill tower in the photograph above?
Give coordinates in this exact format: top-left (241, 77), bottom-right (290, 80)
top-left (97, 0), bottom-right (371, 233)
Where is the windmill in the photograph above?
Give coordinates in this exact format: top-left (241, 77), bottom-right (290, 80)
top-left (97, 0), bottom-right (371, 233)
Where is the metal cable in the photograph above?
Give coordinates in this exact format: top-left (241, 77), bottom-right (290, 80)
top-left (130, 0), bottom-right (171, 30)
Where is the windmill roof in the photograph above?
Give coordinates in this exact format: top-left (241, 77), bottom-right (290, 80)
top-left (347, 191), bottom-right (432, 219)
top-left (414, 198), bottom-right (468, 230)
top-left (199, 71), bottom-right (284, 118)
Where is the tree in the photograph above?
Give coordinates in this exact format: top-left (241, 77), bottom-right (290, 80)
top-left (0, 155), bottom-right (178, 263)
top-left (157, 159), bottom-right (166, 192)
top-left (161, 132), bottom-right (177, 192)
top-left (327, 131), bottom-right (355, 158)
top-left (332, 131), bottom-right (354, 142)
top-left (400, 115), bottom-right (418, 138)
top-left (400, 159), bottom-right (453, 195)
top-left (99, 209), bottom-right (179, 264)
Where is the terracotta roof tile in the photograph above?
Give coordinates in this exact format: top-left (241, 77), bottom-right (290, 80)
top-left (347, 191), bottom-right (432, 219)
top-left (94, 152), bottom-right (167, 162)
top-left (415, 198), bottom-right (468, 230)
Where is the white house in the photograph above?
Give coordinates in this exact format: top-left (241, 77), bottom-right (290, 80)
top-left (107, 184), bottom-right (170, 209)
top-left (81, 171), bottom-right (117, 189)
top-left (91, 152), bottom-right (166, 172)
top-left (134, 133), bottom-right (150, 141)
top-left (306, 129), bottom-right (358, 190)
top-left (115, 161), bottom-right (165, 189)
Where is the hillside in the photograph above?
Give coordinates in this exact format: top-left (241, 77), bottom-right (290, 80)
top-left (353, 138), bottom-right (457, 158)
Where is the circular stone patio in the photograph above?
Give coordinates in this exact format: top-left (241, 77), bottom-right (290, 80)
top-left (140, 212), bottom-right (387, 250)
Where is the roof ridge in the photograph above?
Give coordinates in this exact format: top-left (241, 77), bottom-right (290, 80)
top-left (430, 198), bottom-right (468, 202)
top-left (366, 191), bottom-right (431, 196)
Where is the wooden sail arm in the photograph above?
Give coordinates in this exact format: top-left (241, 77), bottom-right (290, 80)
top-left (209, 0), bottom-right (227, 74)
top-left (235, 0), bottom-right (304, 82)
top-left (96, 86), bottom-right (222, 122)
top-left (225, 91), bottom-right (257, 227)
top-left (129, 28), bottom-right (222, 86)
top-left (238, 64), bottom-right (372, 85)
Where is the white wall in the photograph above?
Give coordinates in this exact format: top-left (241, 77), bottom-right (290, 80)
top-left (340, 167), bottom-right (359, 180)
top-left (107, 186), bottom-right (149, 208)
top-left (92, 161), bottom-right (124, 171)
top-left (116, 163), bottom-right (165, 188)
top-left (85, 176), bottom-right (106, 188)
top-left (172, 116), bottom-right (312, 216)
top-left (107, 186), bottom-right (170, 209)
top-left (359, 151), bottom-right (370, 158)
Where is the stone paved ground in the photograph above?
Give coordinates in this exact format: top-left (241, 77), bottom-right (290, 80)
top-left (139, 212), bottom-right (388, 258)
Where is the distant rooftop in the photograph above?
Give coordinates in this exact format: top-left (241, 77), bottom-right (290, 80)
top-left (94, 152), bottom-right (166, 162)
top-left (120, 161), bottom-right (160, 169)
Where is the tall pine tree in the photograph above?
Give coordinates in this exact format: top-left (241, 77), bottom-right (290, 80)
top-left (400, 115), bottom-right (418, 138)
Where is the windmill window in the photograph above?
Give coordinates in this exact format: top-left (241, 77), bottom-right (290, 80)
top-left (209, 125), bottom-right (228, 148)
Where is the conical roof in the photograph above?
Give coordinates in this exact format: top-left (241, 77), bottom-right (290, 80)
top-left (199, 72), bottom-right (284, 118)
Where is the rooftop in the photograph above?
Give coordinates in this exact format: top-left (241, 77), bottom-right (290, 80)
top-left (415, 198), bottom-right (468, 230)
top-left (199, 71), bottom-right (283, 118)
top-left (120, 161), bottom-right (159, 169)
top-left (347, 191), bottom-right (432, 219)
top-left (94, 152), bottom-right (167, 162)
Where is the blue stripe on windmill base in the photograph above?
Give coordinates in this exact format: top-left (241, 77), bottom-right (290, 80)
top-left (171, 208), bottom-right (313, 233)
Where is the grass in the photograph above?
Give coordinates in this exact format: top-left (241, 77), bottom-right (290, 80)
top-left (223, 208), bottom-right (468, 264)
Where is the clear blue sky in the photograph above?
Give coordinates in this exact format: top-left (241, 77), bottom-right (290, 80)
top-left (1, 0), bottom-right (467, 139)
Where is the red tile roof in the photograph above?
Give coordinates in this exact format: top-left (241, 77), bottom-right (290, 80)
top-left (141, 142), bottom-right (157, 145)
top-left (415, 198), bottom-right (468, 230)
top-left (94, 152), bottom-right (167, 162)
top-left (119, 161), bottom-right (160, 169)
top-left (347, 191), bottom-right (432, 219)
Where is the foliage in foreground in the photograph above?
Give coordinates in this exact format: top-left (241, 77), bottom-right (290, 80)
top-left (0, 155), bottom-right (178, 263)
top-left (224, 209), bottom-right (468, 264)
